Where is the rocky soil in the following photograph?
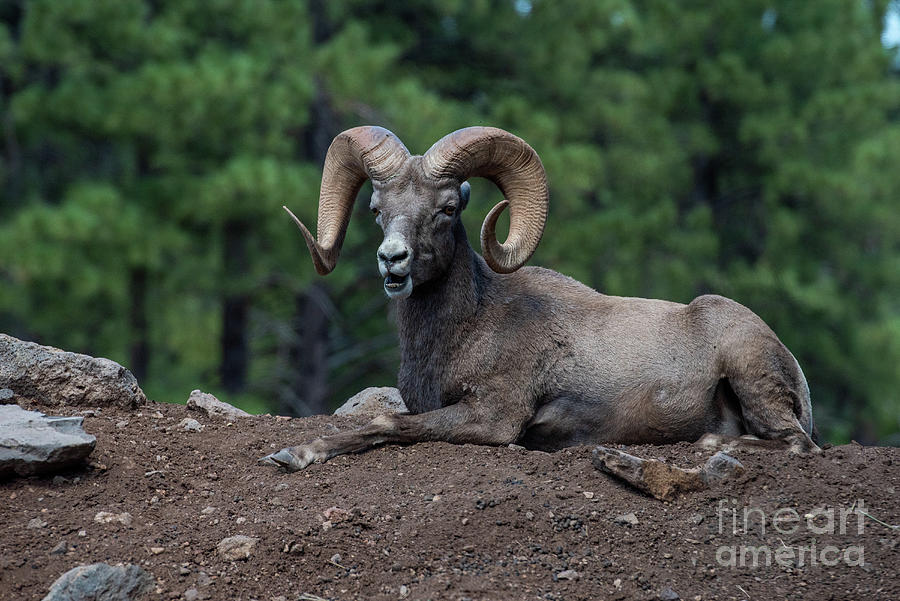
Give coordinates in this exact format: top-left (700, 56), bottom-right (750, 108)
top-left (1, 397), bottom-right (898, 601)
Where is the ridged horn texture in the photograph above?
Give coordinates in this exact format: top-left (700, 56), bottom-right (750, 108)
top-left (286, 126), bottom-right (410, 275)
top-left (422, 127), bottom-right (549, 273)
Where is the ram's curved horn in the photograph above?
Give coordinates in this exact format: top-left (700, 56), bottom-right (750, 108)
top-left (285, 126), bottom-right (410, 275)
top-left (422, 127), bottom-right (548, 273)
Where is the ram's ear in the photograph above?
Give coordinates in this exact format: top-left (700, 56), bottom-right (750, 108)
top-left (459, 181), bottom-right (471, 211)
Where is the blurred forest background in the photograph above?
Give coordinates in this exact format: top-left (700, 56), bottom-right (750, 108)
top-left (1, 0), bottom-right (898, 444)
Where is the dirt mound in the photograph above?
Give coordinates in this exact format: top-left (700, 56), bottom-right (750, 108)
top-left (1, 399), bottom-right (898, 601)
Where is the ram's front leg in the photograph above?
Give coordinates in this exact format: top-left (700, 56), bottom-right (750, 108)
top-left (258, 400), bottom-right (529, 472)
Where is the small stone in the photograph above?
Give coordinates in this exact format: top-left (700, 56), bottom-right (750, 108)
top-left (77, 529), bottom-right (87, 537)
top-left (556, 569), bottom-right (580, 581)
top-left (149, 547), bottom-right (165, 555)
top-left (27, 517), bottom-right (47, 529)
top-left (187, 389), bottom-right (251, 419)
top-left (201, 506), bottom-right (216, 515)
top-left (183, 588), bottom-right (199, 601)
top-left (216, 535), bottom-right (258, 560)
top-left (461, 518), bottom-right (469, 525)
top-left (399, 584), bottom-right (410, 597)
top-left (659, 587), bottom-right (681, 600)
top-left (94, 511), bottom-right (133, 527)
top-left (50, 540), bottom-right (68, 554)
top-left (583, 491), bottom-right (595, 499)
top-left (690, 513), bottom-right (704, 525)
top-left (0, 388), bottom-right (15, 404)
top-left (322, 506), bottom-right (351, 524)
top-left (614, 512), bottom-right (639, 526)
top-left (525, 511), bottom-right (535, 520)
top-left (701, 452), bottom-right (745, 482)
top-left (330, 553), bottom-right (342, 564)
top-left (178, 418), bottom-right (203, 432)
top-left (333, 387), bottom-right (407, 417)
top-left (178, 566), bottom-right (190, 575)
top-left (614, 578), bottom-right (622, 588)
top-left (116, 420), bottom-right (129, 429)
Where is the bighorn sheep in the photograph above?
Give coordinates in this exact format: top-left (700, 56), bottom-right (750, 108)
top-left (260, 126), bottom-right (818, 472)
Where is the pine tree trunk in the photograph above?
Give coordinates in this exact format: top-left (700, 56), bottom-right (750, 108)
top-left (221, 219), bottom-right (249, 394)
top-left (128, 267), bottom-right (149, 383)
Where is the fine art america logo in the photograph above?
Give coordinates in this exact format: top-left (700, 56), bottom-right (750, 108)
top-left (715, 498), bottom-right (867, 568)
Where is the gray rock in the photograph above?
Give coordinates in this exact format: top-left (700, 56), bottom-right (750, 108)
top-left (187, 389), bottom-right (250, 419)
top-left (658, 587), bottom-right (680, 601)
top-left (702, 451), bottom-right (746, 483)
top-left (216, 535), bottom-right (258, 560)
top-left (0, 388), bottom-right (15, 404)
top-left (42, 562), bottom-right (154, 601)
top-left (0, 334), bottom-right (146, 409)
top-left (555, 569), bottom-right (580, 581)
top-left (0, 405), bottom-right (96, 477)
top-left (613, 512), bottom-right (639, 526)
top-left (178, 418), bottom-right (204, 432)
top-left (333, 387), bottom-right (407, 418)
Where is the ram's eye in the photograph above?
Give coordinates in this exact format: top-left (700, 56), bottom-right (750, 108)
top-left (442, 205), bottom-right (456, 216)
top-left (372, 208), bottom-right (380, 217)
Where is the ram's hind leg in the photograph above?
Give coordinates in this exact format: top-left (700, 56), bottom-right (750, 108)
top-left (725, 342), bottom-right (820, 454)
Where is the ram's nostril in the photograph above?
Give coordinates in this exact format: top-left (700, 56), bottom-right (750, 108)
top-left (380, 249), bottom-right (409, 263)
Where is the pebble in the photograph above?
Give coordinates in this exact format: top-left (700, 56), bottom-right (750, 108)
top-left (556, 569), bottom-right (580, 581)
top-left (201, 506), bottom-right (216, 515)
top-left (659, 587), bottom-right (680, 600)
top-left (0, 388), bottom-right (14, 403)
top-left (49, 540), bottom-right (68, 555)
top-left (216, 535), bottom-right (258, 560)
top-left (27, 518), bottom-right (47, 529)
top-left (614, 512), bottom-right (639, 525)
top-left (178, 418), bottom-right (204, 432)
top-left (330, 553), bottom-right (342, 564)
top-left (183, 588), bottom-right (199, 601)
top-left (399, 584), bottom-right (410, 597)
top-left (94, 511), bottom-right (133, 527)
top-left (583, 491), bottom-right (594, 499)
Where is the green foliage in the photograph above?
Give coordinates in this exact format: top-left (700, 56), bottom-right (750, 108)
top-left (1, 0), bottom-right (897, 442)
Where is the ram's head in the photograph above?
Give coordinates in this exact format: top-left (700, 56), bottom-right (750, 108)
top-left (284, 126), bottom-right (549, 298)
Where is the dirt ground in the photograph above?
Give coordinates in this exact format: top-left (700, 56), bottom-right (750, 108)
top-left (1, 398), bottom-right (898, 601)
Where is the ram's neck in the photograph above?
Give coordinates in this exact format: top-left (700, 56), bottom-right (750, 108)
top-left (394, 226), bottom-right (490, 412)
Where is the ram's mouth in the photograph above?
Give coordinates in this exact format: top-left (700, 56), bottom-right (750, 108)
top-left (383, 272), bottom-right (412, 298)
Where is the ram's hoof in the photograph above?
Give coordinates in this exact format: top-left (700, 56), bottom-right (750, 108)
top-left (258, 448), bottom-right (309, 472)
